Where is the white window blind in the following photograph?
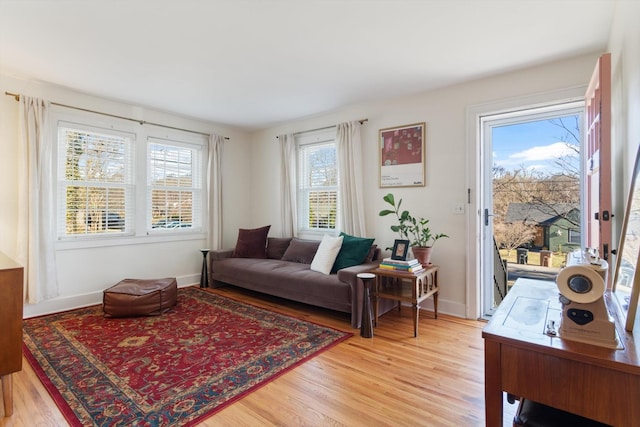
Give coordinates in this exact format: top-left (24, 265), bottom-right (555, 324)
top-left (298, 140), bottom-right (338, 231)
top-left (148, 137), bottom-right (202, 231)
top-left (57, 122), bottom-right (134, 238)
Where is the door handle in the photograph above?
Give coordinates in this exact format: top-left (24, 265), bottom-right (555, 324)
top-left (484, 209), bottom-right (494, 226)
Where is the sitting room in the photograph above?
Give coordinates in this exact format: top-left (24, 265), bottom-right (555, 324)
top-left (1, 1), bottom-right (639, 425)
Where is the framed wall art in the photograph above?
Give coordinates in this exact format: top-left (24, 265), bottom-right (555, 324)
top-left (379, 122), bottom-right (426, 188)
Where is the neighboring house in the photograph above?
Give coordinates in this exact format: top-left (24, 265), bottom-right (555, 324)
top-left (504, 203), bottom-right (581, 253)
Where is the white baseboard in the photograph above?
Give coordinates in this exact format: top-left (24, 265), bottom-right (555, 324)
top-left (23, 275), bottom-right (470, 321)
top-left (416, 298), bottom-right (467, 319)
top-left (23, 275), bottom-right (199, 319)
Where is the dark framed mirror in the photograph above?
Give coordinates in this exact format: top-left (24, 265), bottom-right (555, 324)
top-left (612, 145), bottom-right (640, 331)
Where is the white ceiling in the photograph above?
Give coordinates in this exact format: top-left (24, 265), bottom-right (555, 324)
top-left (0, 0), bottom-right (615, 131)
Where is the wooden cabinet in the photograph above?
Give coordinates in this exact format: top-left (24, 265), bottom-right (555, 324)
top-left (0, 252), bottom-right (23, 417)
top-left (483, 278), bottom-right (640, 426)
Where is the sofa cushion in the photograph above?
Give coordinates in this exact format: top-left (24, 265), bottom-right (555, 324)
top-left (212, 258), bottom-right (353, 310)
top-left (331, 232), bottom-right (375, 273)
top-left (232, 225), bottom-right (271, 258)
top-left (266, 237), bottom-right (292, 259)
top-left (281, 238), bottom-right (321, 264)
top-left (310, 234), bottom-right (344, 275)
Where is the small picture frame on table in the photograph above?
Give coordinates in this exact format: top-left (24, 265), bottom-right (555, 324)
top-left (391, 239), bottom-right (410, 261)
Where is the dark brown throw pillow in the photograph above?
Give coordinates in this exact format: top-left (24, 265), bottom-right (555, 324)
top-left (281, 238), bottom-right (321, 264)
top-left (365, 244), bottom-right (378, 263)
top-left (231, 225), bottom-right (271, 258)
top-left (266, 237), bottom-right (292, 259)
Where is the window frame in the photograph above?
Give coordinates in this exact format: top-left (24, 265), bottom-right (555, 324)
top-left (146, 134), bottom-right (204, 234)
top-left (568, 228), bottom-right (581, 244)
top-left (56, 118), bottom-right (136, 240)
top-left (52, 107), bottom-right (208, 250)
top-left (296, 129), bottom-right (340, 238)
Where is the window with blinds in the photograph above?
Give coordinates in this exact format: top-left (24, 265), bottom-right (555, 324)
top-left (56, 113), bottom-right (207, 243)
top-left (148, 138), bottom-right (202, 231)
top-left (57, 122), bottom-right (134, 237)
top-left (298, 140), bottom-right (338, 231)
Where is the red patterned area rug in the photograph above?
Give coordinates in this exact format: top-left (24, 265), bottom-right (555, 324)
top-left (23, 286), bottom-right (351, 426)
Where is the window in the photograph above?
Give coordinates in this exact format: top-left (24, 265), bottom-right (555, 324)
top-left (55, 111), bottom-right (207, 244)
top-left (148, 138), bottom-right (202, 230)
top-left (57, 122), bottom-right (134, 237)
top-left (297, 131), bottom-right (339, 234)
top-left (568, 228), bottom-right (581, 244)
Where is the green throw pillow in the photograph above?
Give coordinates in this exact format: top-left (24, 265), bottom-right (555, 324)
top-left (331, 232), bottom-right (375, 273)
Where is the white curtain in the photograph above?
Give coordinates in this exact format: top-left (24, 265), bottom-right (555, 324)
top-left (279, 133), bottom-right (297, 237)
top-left (207, 134), bottom-right (225, 249)
top-left (17, 96), bottom-right (58, 303)
top-left (336, 121), bottom-right (367, 236)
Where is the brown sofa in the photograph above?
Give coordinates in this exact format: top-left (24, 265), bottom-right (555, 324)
top-left (209, 236), bottom-right (393, 328)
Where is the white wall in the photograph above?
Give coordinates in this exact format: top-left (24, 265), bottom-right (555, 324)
top-left (0, 74), bottom-right (253, 317)
top-left (250, 53), bottom-right (602, 318)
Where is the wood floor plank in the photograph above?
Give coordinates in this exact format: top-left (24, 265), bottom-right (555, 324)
top-left (0, 285), bottom-right (519, 426)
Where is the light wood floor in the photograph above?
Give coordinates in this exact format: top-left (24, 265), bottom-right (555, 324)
top-left (0, 286), bottom-right (518, 426)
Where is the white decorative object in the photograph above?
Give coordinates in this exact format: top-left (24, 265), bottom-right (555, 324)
top-left (556, 249), bottom-right (621, 349)
top-left (310, 235), bottom-right (344, 275)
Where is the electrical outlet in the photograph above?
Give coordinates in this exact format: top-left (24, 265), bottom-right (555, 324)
top-left (453, 204), bottom-right (465, 214)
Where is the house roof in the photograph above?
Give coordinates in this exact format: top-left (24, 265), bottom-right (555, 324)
top-left (504, 203), bottom-right (579, 225)
top-left (0, 1), bottom-right (615, 130)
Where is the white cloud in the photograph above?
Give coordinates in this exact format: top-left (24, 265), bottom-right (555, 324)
top-left (508, 142), bottom-right (576, 162)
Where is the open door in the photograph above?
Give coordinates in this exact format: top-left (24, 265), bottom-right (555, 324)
top-left (480, 102), bottom-right (583, 317)
top-left (585, 53), bottom-right (613, 287)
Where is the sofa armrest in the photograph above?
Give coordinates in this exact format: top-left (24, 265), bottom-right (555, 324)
top-left (210, 249), bottom-right (234, 261)
top-left (337, 262), bottom-right (378, 282)
top-left (337, 262), bottom-right (379, 328)
top-left (208, 249), bottom-right (234, 288)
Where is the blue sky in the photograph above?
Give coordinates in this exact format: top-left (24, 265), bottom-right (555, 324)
top-left (492, 115), bottom-right (580, 175)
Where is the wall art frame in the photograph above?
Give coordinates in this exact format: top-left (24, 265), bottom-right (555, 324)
top-left (379, 122), bottom-right (426, 188)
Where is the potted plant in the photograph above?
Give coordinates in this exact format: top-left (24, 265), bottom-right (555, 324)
top-left (379, 193), bottom-right (449, 265)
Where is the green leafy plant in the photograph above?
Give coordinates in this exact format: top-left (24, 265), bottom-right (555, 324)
top-left (379, 193), bottom-right (449, 247)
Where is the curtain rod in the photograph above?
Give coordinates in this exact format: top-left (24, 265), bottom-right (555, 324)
top-left (4, 91), bottom-right (230, 140)
top-left (276, 118), bottom-right (368, 139)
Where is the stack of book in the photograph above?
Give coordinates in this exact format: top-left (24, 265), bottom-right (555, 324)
top-left (378, 257), bottom-right (425, 274)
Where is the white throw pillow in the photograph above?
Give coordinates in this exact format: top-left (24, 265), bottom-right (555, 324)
top-left (310, 234), bottom-right (344, 275)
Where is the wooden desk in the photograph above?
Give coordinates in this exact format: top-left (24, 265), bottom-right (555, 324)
top-left (371, 265), bottom-right (438, 337)
top-left (482, 278), bottom-right (640, 427)
top-left (0, 253), bottom-right (23, 417)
